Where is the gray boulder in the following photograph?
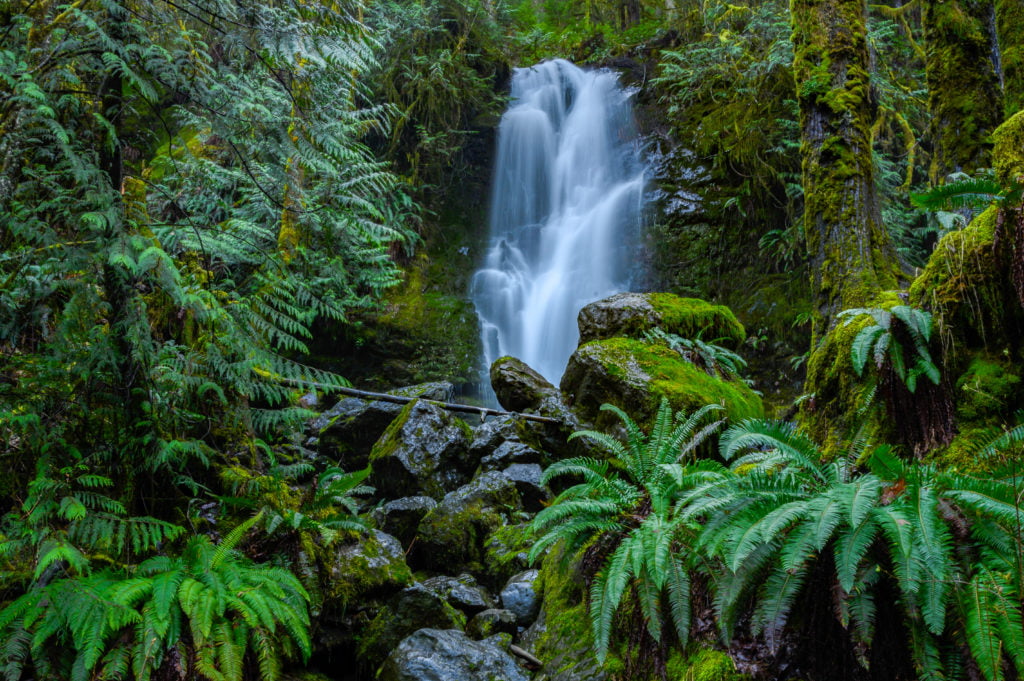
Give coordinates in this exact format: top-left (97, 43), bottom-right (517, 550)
top-left (502, 464), bottom-right (549, 512)
top-left (371, 496), bottom-right (437, 547)
top-left (490, 356), bottom-right (559, 413)
top-left (369, 400), bottom-right (473, 500)
top-left (377, 629), bottom-right (530, 681)
top-left (480, 441), bottom-right (544, 471)
top-left (576, 292), bottom-right (745, 347)
top-left (501, 569), bottom-right (541, 625)
top-left (468, 415), bottom-right (523, 459)
top-left (466, 608), bottom-right (518, 639)
top-left (422, 574), bottom-right (496, 615)
top-left (356, 584), bottom-right (466, 673)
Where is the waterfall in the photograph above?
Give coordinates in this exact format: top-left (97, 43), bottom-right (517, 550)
top-left (471, 59), bottom-right (647, 392)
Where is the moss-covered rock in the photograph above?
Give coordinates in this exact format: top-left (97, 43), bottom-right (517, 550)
top-left (355, 583), bottom-right (467, 674)
top-left (560, 337), bottom-right (763, 431)
top-left (490, 355), bottom-right (560, 412)
top-left (577, 292), bottom-right (746, 347)
top-left (325, 530), bottom-right (413, 609)
top-left (412, 471), bottom-right (522, 576)
top-left (369, 399), bottom-right (473, 500)
top-left (994, 110), bottom-right (1024, 187)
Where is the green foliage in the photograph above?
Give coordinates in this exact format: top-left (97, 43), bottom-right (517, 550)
top-left (642, 328), bottom-right (749, 383)
top-left (838, 305), bottom-right (940, 393)
top-left (670, 418), bottom-right (1024, 681)
top-left (530, 399), bottom-right (725, 663)
top-left (0, 526), bottom-right (310, 681)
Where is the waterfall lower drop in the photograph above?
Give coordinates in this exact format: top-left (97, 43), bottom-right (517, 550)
top-left (472, 59), bottom-right (647, 397)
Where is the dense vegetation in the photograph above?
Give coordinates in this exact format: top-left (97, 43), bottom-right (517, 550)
top-left (2, 0), bottom-right (1023, 680)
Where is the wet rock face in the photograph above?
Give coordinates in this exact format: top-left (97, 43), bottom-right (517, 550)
top-left (371, 496), bottom-right (438, 547)
top-left (490, 356), bottom-right (560, 412)
top-left (502, 463), bottom-right (549, 512)
top-left (501, 569), bottom-right (541, 626)
top-left (369, 400), bottom-right (472, 500)
top-left (377, 629), bottom-right (530, 681)
top-left (311, 381), bottom-right (454, 469)
top-left (421, 574), bottom-right (496, 615)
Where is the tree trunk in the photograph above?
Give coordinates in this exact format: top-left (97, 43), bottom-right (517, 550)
top-left (923, 0), bottom-right (1003, 180)
top-left (996, 0), bottom-right (1024, 118)
top-left (791, 0), bottom-right (898, 342)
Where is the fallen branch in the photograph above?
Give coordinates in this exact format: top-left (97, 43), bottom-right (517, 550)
top-left (282, 379), bottom-right (563, 425)
top-left (509, 645), bottom-right (543, 669)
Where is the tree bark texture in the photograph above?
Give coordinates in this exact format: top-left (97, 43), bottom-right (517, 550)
top-left (924, 0), bottom-right (1003, 179)
top-left (791, 0), bottom-right (897, 342)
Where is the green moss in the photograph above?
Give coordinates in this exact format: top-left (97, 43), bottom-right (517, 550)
top-left (924, 0), bottom-right (1003, 179)
top-left (666, 648), bottom-right (747, 681)
top-left (327, 532), bottom-right (413, 607)
top-left (954, 356), bottom-right (1022, 423)
top-left (648, 294), bottom-right (746, 346)
top-left (593, 337), bottom-right (763, 426)
top-left (368, 399), bottom-right (417, 464)
top-left (997, 1), bottom-right (1024, 118)
top-left (482, 522), bottom-right (533, 585)
top-left (993, 111), bottom-right (1024, 187)
top-left (910, 207), bottom-right (1013, 354)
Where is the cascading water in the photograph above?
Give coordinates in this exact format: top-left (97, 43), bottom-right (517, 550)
top-left (472, 59), bottom-right (647, 394)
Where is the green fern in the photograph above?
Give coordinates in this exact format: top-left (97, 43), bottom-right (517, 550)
top-left (530, 399), bottom-right (724, 663)
top-left (839, 304), bottom-right (940, 393)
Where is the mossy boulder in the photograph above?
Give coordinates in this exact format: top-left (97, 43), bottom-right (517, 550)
top-left (356, 583), bottom-right (467, 674)
top-left (412, 471), bottom-right (522, 577)
top-left (370, 496), bottom-right (438, 548)
top-left (369, 400), bottom-right (473, 500)
top-left (560, 337), bottom-right (763, 431)
top-left (490, 355), bottom-right (560, 412)
top-left (994, 110), bottom-right (1024, 187)
top-left (421, 574), bottom-right (496, 616)
top-left (577, 292), bottom-right (746, 347)
top-left (325, 530), bottom-right (413, 609)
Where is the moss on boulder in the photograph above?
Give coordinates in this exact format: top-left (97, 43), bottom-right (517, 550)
top-left (560, 337), bottom-right (763, 431)
top-left (577, 292), bottom-right (746, 347)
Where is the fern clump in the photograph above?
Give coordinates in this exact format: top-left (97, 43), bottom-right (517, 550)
top-left (838, 304), bottom-right (939, 393)
top-left (1, 516), bottom-right (310, 681)
top-left (530, 399), bottom-right (725, 668)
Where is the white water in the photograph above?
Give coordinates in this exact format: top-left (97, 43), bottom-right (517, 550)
top-left (471, 59), bottom-right (647, 389)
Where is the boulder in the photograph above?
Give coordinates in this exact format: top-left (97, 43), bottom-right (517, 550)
top-left (377, 629), bottom-right (530, 681)
top-left (422, 574), bottom-right (496, 615)
top-left (468, 415), bottom-right (523, 459)
top-left (502, 463), bottom-right (549, 512)
top-left (560, 337), bottom-right (763, 430)
top-left (490, 356), bottom-right (559, 412)
top-left (500, 569), bottom-right (541, 625)
top-left (326, 530), bottom-right (412, 608)
top-left (577, 292), bottom-right (745, 347)
top-left (482, 523), bottom-right (533, 588)
top-left (369, 400), bottom-right (473, 500)
top-left (311, 382), bottom-right (454, 469)
top-left (371, 496), bottom-right (438, 547)
top-left (467, 609), bottom-right (518, 639)
top-left (413, 472), bottom-right (522, 574)
top-left (480, 441), bottom-right (544, 471)
top-left (356, 584), bottom-right (466, 673)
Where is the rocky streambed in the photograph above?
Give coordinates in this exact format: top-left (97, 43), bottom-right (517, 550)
top-left (295, 292), bottom-right (759, 681)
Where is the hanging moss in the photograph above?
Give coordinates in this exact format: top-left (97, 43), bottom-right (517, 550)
top-left (924, 0), bottom-right (1003, 180)
top-left (996, 0), bottom-right (1024, 118)
top-left (791, 0), bottom-right (898, 339)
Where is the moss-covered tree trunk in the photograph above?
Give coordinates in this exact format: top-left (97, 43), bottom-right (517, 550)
top-left (791, 0), bottom-right (897, 342)
top-left (996, 0), bottom-right (1024, 117)
top-left (923, 0), bottom-right (1003, 180)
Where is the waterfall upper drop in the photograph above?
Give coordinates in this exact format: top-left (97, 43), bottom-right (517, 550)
top-left (472, 59), bottom-right (647, 389)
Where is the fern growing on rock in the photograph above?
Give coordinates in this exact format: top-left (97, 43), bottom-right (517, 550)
top-left (529, 399), bottom-right (725, 667)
